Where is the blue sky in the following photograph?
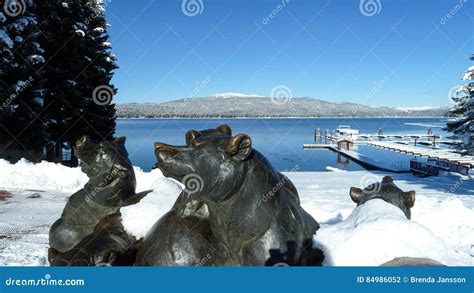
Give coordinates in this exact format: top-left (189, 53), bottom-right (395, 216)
top-left (106, 0), bottom-right (473, 107)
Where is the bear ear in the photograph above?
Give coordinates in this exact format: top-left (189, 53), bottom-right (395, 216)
top-left (186, 130), bottom-right (200, 145)
top-left (350, 187), bottom-right (363, 204)
top-left (217, 124), bottom-right (232, 136)
top-left (403, 190), bottom-right (416, 208)
top-left (114, 137), bottom-right (126, 145)
top-left (225, 134), bottom-right (252, 161)
top-left (382, 176), bottom-right (393, 183)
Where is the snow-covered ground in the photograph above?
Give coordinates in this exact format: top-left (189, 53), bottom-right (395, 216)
top-left (0, 159), bottom-right (472, 266)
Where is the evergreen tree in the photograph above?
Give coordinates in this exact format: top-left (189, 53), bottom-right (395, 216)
top-left (446, 55), bottom-right (474, 155)
top-left (0, 0), bottom-right (46, 163)
top-left (37, 0), bottom-right (117, 165)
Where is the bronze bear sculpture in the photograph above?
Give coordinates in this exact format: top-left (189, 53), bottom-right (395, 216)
top-left (48, 212), bottom-right (139, 266)
top-left (349, 176), bottom-right (415, 219)
top-left (49, 136), bottom-right (138, 253)
top-left (136, 125), bottom-right (323, 266)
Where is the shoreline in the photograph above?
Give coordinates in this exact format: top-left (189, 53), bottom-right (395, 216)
top-left (116, 116), bottom-right (446, 120)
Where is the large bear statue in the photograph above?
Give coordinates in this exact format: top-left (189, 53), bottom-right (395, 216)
top-left (136, 125), bottom-right (323, 266)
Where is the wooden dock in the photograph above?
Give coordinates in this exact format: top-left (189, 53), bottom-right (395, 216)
top-left (303, 143), bottom-right (410, 172)
top-left (305, 136), bottom-right (474, 171)
top-left (366, 141), bottom-right (474, 168)
top-left (308, 127), bottom-right (472, 174)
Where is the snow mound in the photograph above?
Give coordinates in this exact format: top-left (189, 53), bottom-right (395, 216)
top-left (0, 159), bottom-right (87, 193)
top-left (313, 199), bottom-right (449, 266)
top-left (121, 169), bottom-right (182, 238)
top-left (413, 196), bottom-right (474, 261)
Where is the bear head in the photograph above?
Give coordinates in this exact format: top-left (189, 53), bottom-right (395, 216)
top-left (349, 176), bottom-right (415, 219)
top-left (154, 125), bottom-right (253, 203)
top-left (74, 136), bottom-right (132, 180)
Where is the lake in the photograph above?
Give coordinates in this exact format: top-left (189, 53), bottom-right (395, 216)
top-left (116, 118), bottom-right (449, 172)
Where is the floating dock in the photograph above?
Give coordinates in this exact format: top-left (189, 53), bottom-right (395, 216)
top-left (303, 144), bottom-right (410, 173)
top-left (366, 141), bottom-right (474, 168)
top-left (306, 127), bottom-right (473, 173)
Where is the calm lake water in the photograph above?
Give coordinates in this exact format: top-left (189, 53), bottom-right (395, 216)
top-left (116, 118), bottom-right (449, 172)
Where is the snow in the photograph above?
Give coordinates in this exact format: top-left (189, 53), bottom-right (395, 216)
top-left (27, 54), bottom-right (45, 65)
top-left (93, 27), bottom-right (105, 34)
top-left (121, 168), bottom-right (182, 238)
top-left (325, 166), bottom-right (346, 172)
top-left (32, 97), bottom-right (44, 106)
top-left (75, 29), bottom-right (85, 37)
top-left (0, 159), bottom-right (87, 192)
top-left (0, 159), bottom-right (473, 266)
top-left (212, 92), bottom-right (264, 99)
top-left (0, 29), bottom-right (14, 48)
top-left (462, 66), bottom-right (474, 81)
top-left (313, 199), bottom-right (448, 266)
top-left (396, 106), bottom-right (438, 111)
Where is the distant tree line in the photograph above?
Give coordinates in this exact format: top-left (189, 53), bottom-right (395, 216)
top-left (115, 98), bottom-right (449, 119)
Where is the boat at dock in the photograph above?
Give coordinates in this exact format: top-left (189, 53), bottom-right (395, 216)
top-left (335, 125), bottom-right (359, 137)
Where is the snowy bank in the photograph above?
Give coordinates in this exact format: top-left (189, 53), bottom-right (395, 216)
top-left (0, 159), bottom-right (473, 266)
